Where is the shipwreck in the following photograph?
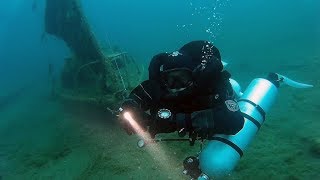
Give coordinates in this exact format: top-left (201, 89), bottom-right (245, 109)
top-left (45, 0), bottom-right (142, 108)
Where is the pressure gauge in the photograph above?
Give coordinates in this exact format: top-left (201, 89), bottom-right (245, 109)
top-left (157, 108), bottom-right (172, 119)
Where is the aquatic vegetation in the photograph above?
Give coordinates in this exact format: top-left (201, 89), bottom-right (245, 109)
top-left (283, 150), bottom-right (304, 164)
top-left (310, 137), bottom-right (320, 157)
top-left (17, 131), bottom-right (74, 171)
top-left (77, 151), bottom-right (134, 179)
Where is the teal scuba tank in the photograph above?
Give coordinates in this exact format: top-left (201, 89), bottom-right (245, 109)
top-left (198, 73), bottom-right (313, 180)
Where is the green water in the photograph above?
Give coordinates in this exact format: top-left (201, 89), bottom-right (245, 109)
top-left (1, 0), bottom-right (320, 179)
top-left (1, 60), bottom-right (319, 179)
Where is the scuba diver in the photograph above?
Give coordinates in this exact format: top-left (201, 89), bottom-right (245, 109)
top-left (117, 40), bottom-right (245, 178)
top-left (116, 40), bottom-right (314, 179)
top-left (119, 40), bottom-right (244, 138)
top-left (118, 41), bottom-right (313, 180)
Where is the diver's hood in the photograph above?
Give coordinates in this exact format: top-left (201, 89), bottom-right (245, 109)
top-left (179, 40), bottom-right (222, 63)
top-left (161, 40), bottom-right (223, 72)
top-left (148, 41), bottom-right (223, 91)
top-left (161, 52), bottom-right (198, 72)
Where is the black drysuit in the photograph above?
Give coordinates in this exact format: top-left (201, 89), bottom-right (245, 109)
top-left (121, 41), bottom-right (244, 138)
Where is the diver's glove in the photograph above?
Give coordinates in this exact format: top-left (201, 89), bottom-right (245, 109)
top-left (148, 120), bottom-right (177, 139)
top-left (118, 99), bottom-right (149, 135)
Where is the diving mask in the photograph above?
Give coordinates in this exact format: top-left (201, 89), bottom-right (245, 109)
top-left (161, 68), bottom-right (194, 92)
